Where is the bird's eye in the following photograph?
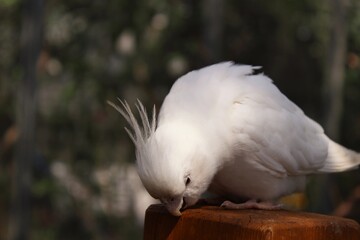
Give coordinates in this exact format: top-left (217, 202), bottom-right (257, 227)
top-left (185, 177), bottom-right (191, 186)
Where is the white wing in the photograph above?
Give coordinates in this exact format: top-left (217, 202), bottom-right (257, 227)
top-left (158, 62), bottom-right (356, 178)
top-left (229, 74), bottom-right (329, 178)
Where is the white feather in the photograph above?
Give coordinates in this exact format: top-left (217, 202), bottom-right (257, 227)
top-left (110, 62), bottom-right (360, 210)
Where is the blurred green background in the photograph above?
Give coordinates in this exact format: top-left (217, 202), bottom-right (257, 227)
top-left (0, 0), bottom-right (360, 239)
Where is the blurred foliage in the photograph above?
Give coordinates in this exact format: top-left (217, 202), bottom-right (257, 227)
top-left (0, 0), bottom-right (360, 239)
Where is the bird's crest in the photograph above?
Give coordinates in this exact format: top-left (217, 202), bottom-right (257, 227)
top-left (107, 99), bottom-right (156, 151)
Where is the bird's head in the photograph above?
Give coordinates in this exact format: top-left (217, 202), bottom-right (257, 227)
top-left (109, 100), bottom-right (217, 216)
top-left (137, 122), bottom-right (216, 216)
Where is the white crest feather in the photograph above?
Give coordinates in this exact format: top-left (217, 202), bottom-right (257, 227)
top-left (107, 99), bottom-right (156, 151)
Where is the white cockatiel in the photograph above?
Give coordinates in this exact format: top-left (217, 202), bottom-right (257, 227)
top-left (109, 62), bottom-right (360, 216)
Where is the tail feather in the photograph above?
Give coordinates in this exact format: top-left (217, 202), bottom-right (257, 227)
top-left (319, 139), bottom-right (360, 173)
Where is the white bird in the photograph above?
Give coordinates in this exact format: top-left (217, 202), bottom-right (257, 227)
top-left (109, 62), bottom-right (360, 216)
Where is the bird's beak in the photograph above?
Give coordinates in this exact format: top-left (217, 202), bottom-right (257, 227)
top-left (165, 197), bottom-right (183, 216)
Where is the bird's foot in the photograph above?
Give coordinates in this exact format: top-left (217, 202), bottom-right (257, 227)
top-left (220, 199), bottom-right (283, 210)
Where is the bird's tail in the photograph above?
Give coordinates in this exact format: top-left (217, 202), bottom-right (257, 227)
top-left (318, 138), bottom-right (360, 173)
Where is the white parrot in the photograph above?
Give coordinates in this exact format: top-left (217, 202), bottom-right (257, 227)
top-left (109, 62), bottom-right (360, 216)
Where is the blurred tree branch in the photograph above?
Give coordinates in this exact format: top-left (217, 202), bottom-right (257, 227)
top-left (202, 0), bottom-right (224, 63)
top-left (311, 0), bottom-right (349, 215)
top-left (323, 0), bottom-right (348, 140)
top-left (8, 0), bottom-right (43, 239)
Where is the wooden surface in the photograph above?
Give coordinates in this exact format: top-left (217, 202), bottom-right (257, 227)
top-left (144, 204), bottom-right (360, 240)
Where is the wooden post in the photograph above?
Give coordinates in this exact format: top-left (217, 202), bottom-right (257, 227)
top-left (144, 204), bottom-right (360, 240)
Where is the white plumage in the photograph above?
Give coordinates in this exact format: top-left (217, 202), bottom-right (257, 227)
top-left (110, 62), bottom-right (360, 216)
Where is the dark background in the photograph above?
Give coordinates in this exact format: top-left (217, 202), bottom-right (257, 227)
top-left (0, 0), bottom-right (359, 239)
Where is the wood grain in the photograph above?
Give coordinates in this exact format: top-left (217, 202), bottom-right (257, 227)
top-left (144, 204), bottom-right (360, 240)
